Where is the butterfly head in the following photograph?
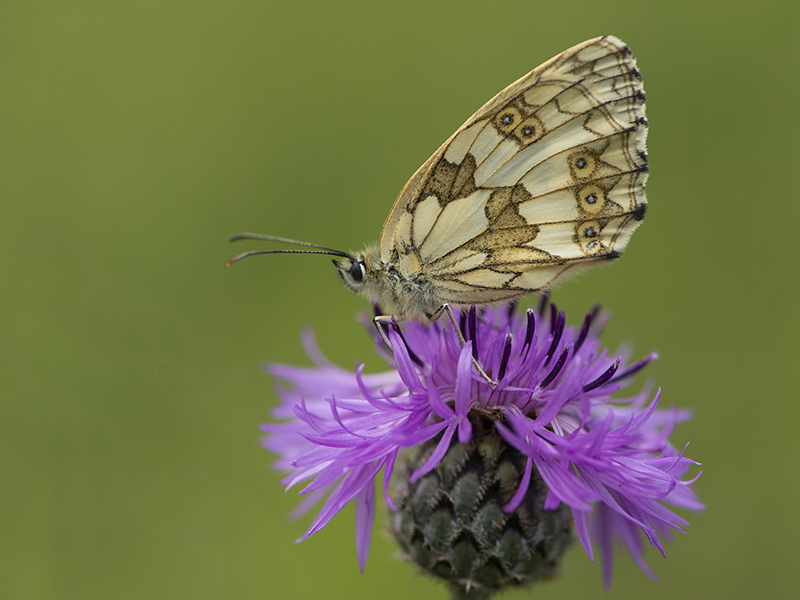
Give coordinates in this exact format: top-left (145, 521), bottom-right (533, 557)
top-left (334, 254), bottom-right (367, 291)
top-left (333, 245), bottom-right (383, 296)
top-left (334, 245), bottom-right (440, 322)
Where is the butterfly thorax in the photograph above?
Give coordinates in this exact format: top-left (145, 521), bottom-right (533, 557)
top-left (335, 245), bottom-right (443, 322)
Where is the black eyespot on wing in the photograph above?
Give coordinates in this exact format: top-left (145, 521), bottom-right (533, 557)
top-left (634, 203), bottom-right (648, 221)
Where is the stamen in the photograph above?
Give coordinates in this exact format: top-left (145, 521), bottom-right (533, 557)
top-left (545, 310), bottom-right (565, 365)
top-left (523, 309), bottom-right (536, 351)
top-left (459, 308), bottom-right (469, 341)
top-left (541, 345), bottom-right (570, 388)
top-left (608, 351), bottom-right (658, 384)
top-left (583, 358), bottom-right (621, 392)
top-left (497, 333), bottom-right (513, 381)
top-left (391, 323), bottom-right (424, 367)
top-left (468, 305), bottom-right (478, 361)
top-left (506, 300), bottom-right (518, 318)
top-left (574, 304), bottom-right (601, 354)
top-left (538, 290), bottom-right (550, 316)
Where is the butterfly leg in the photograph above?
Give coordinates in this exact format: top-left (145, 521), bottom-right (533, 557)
top-left (373, 308), bottom-right (498, 387)
top-left (372, 314), bottom-right (398, 352)
top-left (429, 304), bottom-right (498, 387)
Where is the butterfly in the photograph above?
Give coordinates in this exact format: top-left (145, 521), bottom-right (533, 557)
top-left (229, 35), bottom-right (648, 378)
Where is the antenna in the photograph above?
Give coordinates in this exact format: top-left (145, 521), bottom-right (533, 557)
top-left (226, 232), bottom-right (351, 268)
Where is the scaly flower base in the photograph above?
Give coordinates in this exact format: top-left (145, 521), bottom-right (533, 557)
top-left (392, 412), bottom-right (573, 598)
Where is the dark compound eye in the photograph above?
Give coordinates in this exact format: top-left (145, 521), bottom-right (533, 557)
top-left (349, 261), bottom-right (365, 283)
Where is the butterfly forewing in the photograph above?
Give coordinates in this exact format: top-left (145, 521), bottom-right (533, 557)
top-left (379, 35), bottom-right (647, 304)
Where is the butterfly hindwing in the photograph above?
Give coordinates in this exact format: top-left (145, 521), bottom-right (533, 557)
top-left (379, 35), bottom-right (647, 303)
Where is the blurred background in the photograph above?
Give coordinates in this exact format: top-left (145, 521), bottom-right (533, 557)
top-left (1, 1), bottom-right (798, 598)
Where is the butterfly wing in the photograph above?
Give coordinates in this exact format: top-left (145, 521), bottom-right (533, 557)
top-left (379, 36), bottom-right (648, 305)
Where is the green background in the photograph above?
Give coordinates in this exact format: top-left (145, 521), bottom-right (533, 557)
top-left (2, 1), bottom-right (797, 598)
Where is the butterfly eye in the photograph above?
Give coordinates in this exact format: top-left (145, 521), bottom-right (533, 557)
top-left (349, 261), bottom-right (365, 283)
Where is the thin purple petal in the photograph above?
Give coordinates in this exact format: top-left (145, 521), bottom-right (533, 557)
top-left (355, 477), bottom-right (375, 572)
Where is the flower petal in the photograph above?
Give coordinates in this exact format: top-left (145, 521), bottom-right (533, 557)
top-left (355, 477), bottom-right (375, 572)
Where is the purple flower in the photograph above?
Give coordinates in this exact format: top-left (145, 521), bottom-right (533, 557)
top-left (262, 300), bottom-right (703, 592)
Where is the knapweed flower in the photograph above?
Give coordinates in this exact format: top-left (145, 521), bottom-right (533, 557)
top-left (262, 300), bottom-right (702, 598)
